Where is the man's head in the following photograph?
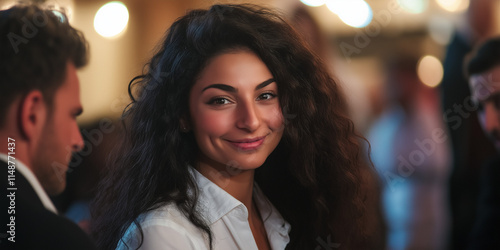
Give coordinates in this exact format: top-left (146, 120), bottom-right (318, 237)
top-left (0, 4), bottom-right (88, 194)
top-left (467, 38), bottom-right (500, 152)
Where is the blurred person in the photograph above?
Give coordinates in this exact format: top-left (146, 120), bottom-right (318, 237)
top-left (0, 4), bottom-right (96, 249)
top-left (91, 4), bottom-right (377, 250)
top-left (368, 57), bottom-right (452, 249)
top-left (439, 0), bottom-right (498, 248)
top-left (465, 37), bottom-right (500, 249)
top-left (289, 5), bottom-right (373, 134)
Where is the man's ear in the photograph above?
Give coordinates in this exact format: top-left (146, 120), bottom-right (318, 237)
top-left (18, 90), bottom-right (47, 141)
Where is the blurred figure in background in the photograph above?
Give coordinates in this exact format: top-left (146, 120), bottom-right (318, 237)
top-left (368, 56), bottom-right (451, 249)
top-left (465, 37), bottom-right (500, 249)
top-left (439, 0), bottom-right (497, 248)
top-left (288, 5), bottom-right (373, 134)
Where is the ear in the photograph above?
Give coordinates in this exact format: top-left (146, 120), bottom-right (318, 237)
top-left (18, 90), bottom-right (47, 142)
top-left (179, 115), bottom-right (191, 132)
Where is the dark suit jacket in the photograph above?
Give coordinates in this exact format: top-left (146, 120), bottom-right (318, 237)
top-left (467, 155), bottom-right (500, 249)
top-left (0, 160), bottom-right (96, 250)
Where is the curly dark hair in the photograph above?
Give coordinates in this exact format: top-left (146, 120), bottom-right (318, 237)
top-left (0, 4), bottom-right (88, 127)
top-left (91, 4), bottom-right (370, 249)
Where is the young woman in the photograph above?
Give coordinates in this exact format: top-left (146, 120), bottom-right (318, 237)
top-left (91, 4), bottom-right (372, 249)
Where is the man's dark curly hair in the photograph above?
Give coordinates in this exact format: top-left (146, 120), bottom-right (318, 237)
top-left (0, 4), bottom-right (88, 127)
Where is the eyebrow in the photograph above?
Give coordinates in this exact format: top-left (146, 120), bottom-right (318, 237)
top-left (201, 78), bottom-right (275, 93)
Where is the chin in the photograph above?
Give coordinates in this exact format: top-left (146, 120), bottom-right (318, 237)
top-left (46, 181), bottom-right (67, 196)
top-left (231, 158), bottom-right (267, 171)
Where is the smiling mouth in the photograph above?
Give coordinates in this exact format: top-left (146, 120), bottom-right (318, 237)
top-left (226, 136), bottom-right (266, 151)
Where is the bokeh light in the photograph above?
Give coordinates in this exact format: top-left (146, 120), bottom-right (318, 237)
top-left (428, 16), bottom-right (454, 45)
top-left (94, 1), bottom-right (129, 38)
top-left (436, 0), bottom-right (469, 13)
top-left (398, 0), bottom-right (428, 14)
top-left (52, 10), bottom-right (67, 23)
top-left (325, 0), bottom-right (343, 14)
top-left (327, 0), bottom-right (373, 28)
top-left (300, 0), bottom-right (326, 7)
top-left (0, 1), bottom-right (16, 10)
top-left (417, 55), bottom-right (444, 88)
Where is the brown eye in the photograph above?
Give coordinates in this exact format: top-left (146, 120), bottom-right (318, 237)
top-left (257, 92), bottom-right (277, 101)
top-left (208, 97), bottom-right (231, 105)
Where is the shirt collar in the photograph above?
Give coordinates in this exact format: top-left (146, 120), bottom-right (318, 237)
top-left (190, 167), bottom-right (242, 224)
top-left (189, 167), bottom-right (291, 248)
top-left (0, 153), bottom-right (58, 214)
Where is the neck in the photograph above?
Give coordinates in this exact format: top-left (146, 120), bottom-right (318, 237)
top-left (0, 132), bottom-right (31, 168)
top-left (196, 158), bottom-right (255, 212)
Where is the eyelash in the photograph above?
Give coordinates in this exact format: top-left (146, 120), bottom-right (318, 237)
top-left (257, 92), bottom-right (277, 100)
top-left (207, 97), bottom-right (232, 105)
top-left (206, 92), bottom-right (277, 106)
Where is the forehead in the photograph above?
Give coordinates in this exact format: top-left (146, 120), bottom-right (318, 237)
top-left (194, 50), bottom-right (273, 87)
top-left (53, 63), bottom-right (81, 103)
top-left (469, 66), bottom-right (500, 102)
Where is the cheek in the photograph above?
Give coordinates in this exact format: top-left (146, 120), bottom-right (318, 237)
top-left (191, 108), bottom-right (233, 137)
top-left (266, 105), bottom-right (284, 130)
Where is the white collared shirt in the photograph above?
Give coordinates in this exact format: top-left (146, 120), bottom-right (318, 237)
top-left (0, 153), bottom-right (58, 214)
top-left (117, 168), bottom-right (291, 250)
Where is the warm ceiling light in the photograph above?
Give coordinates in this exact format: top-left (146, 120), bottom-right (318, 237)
top-left (94, 1), bottom-right (129, 38)
top-left (436, 0), bottom-right (469, 13)
top-left (417, 55), bottom-right (444, 88)
top-left (327, 0), bottom-right (373, 28)
top-left (398, 0), bottom-right (428, 14)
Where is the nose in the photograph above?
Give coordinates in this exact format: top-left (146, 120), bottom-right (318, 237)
top-left (236, 101), bottom-right (260, 132)
top-left (72, 125), bottom-right (84, 152)
top-left (483, 103), bottom-right (500, 136)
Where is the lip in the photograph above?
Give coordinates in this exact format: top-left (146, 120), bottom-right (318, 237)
top-left (226, 136), bottom-right (266, 151)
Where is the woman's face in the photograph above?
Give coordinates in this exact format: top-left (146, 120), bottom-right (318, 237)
top-left (188, 50), bottom-right (284, 172)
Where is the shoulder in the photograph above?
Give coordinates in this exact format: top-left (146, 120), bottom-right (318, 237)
top-left (0, 161), bottom-right (96, 249)
top-left (34, 209), bottom-right (97, 249)
top-left (2, 200), bottom-right (96, 249)
top-left (118, 203), bottom-right (207, 250)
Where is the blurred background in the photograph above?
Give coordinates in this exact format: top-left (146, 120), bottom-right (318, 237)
top-left (2, 0), bottom-right (499, 249)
